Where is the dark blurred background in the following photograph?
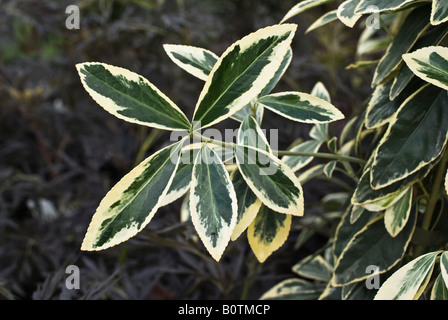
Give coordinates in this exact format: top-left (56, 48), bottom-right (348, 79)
top-left (0, 0), bottom-right (372, 299)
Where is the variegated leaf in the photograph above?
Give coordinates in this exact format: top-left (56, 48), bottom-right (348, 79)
top-left (431, 0), bottom-right (448, 26)
top-left (374, 251), bottom-right (442, 300)
top-left (281, 0), bottom-right (336, 23)
top-left (163, 44), bottom-right (218, 81)
top-left (238, 115), bottom-right (271, 153)
top-left (306, 10), bottom-right (338, 33)
top-left (230, 170), bottom-right (262, 241)
top-left (235, 145), bottom-right (304, 216)
top-left (81, 141), bottom-right (184, 251)
top-left (403, 46), bottom-right (448, 91)
top-left (390, 23), bottom-right (448, 100)
top-left (282, 140), bottom-right (323, 173)
top-left (337, 0), bottom-right (362, 28)
top-left (332, 206), bottom-right (374, 260)
top-left (384, 187), bottom-right (412, 237)
top-left (248, 205), bottom-right (292, 263)
top-left (372, 7), bottom-right (430, 86)
top-left (355, 0), bottom-right (421, 15)
top-left (190, 144), bottom-right (238, 261)
top-left (260, 278), bottom-right (326, 300)
top-left (192, 24), bottom-right (297, 130)
top-left (431, 274), bottom-right (448, 300)
top-left (257, 92), bottom-right (344, 124)
top-left (359, 186), bottom-right (409, 212)
top-left (76, 62), bottom-right (190, 131)
top-left (311, 81), bottom-right (331, 102)
top-left (445, 169), bottom-right (448, 195)
top-left (370, 85), bottom-right (448, 189)
top-left (159, 144), bottom-right (196, 207)
top-left (332, 208), bottom-right (416, 286)
top-left (441, 251), bottom-right (448, 288)
top-left (293, 255), bottom-right (333, 282)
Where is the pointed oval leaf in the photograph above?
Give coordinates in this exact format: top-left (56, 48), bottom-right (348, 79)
top-left (355, 0), bottom-right (421, 15)
top-left (281, 0), bottom-right (335, 23)
top-left (332, 207), bottom-right (416, 286)
top-left (192, 24), bottom-right (297, 130)
top-left (163, 44), bottom-right (218, 81)
top-left (238, 115), bottom-right (271, 153)
top-left (371, 85), bottom-right (448, 189)
top-left (81, 141), bottom-right (183, 251)
top-left (430, 274), bottom-right (448, 300)
top-left (260, 278), bottom-right (326, 300)
top-left (230, 170), bottom-right (262, 241)
top-left (431, 0), bottom-right (448, 26)
top-left (282, 139), bottom-right (323, 173)
top-left (248, 205), bottom-right (292, 263)
top-left (384, 187), bottom-right (412, 237)
top-left (257, 92), bottom-right (344, 124)
top-left (293, 255), bottom-right (333, 282)
top-left (311, 81), bottom-right (331, 102)
top-left (190, 144), bottom-right (238, 261)
top-left (76, 62), bottom-right (190, 131)
top-left (337, 0), bottom-right (362, 28)
top-left (235, 145), bottom-right (304, 216)
top-left (374, 251), bottom-right (442, 300)
top-left (306, 10), bottom-right (338, 33)
top-left (403, 46), bottom-right (448, 91)
top-left (371, 8), bottom-right (430, 86)
top-left (441, 251), bottom-right (448, 288)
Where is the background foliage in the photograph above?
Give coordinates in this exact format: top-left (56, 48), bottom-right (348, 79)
top-left (0, 0), bottom-right (370, 299)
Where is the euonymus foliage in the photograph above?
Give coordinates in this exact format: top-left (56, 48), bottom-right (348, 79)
top-left (261, 0), bottom-right (448, 300)
top-left (77, 0), bottom-right (448, 299)
top-left (77, 24), bottom-right (345, 262)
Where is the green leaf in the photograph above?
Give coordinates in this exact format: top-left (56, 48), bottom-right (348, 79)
top-left (372, 7), bottom-right (430, 86)
top-left (76, 62), bottom-right (190, 131)
top-left (192, 24), bottom-right (297, 130)
top-left (281, 0), bottom-right (336, 23)
top-left (323, 161), bottom-right (337, 179)
top-left (374, 251), bottom-right (442, 300)
top-left (81, 141), bottom-right (184, 251)
top-left (306, 10), bottom-right (338, 33)
top-left (230, 169), bottom-right (262, 241)
top-left (163, 44), bottom-right (218, 81)
top-left (355, 0), bottom-right (421, 15)
top-left (431, 274), bottom-right (448, 300)
top-left (230, 48), bottom-right (292, 123)
top-left (190, 144), bottom-right (238, 261)
top-left (248, 205), bottom-right (292, 263)
top-left (431, 0), bottom-right (448, 26)
top-left (337, 0), bottom-right (362, 28)
top-left (370, 85), bottom-right (448, 189)
top-left (235, 145), bottom-right (304, 216)
top-left (332, 206), bottom-right (374, 260)
top-left (293, 255), bottom-right (333, 282)
top-left (260, 279), bottom-right (326, 300)
top-left (238, 115), bottom-right (271, 153)
top-left (390, 24), bottom-right (448, 100)
top-left (311, 81), bottom-right (331, 102)
top-left (384, 187), bottom-right (412, 237)
top-left (282, 139), bottom-right (323, 172)
top-left (441, 251), bottom-right (448, 288)
top-left (257, 92), bottom-right (344, 124)
top-left (332, 207), bottom-right (416, 286)
top-left (403, 46), bottom-right (448, 91)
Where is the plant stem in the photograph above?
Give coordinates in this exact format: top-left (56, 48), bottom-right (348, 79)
top-left (415, 147), bottom-right (448, 256)
top-left (191, 131), bottom-right (366, 165)
top-left (277, 150), bottom-right (366, 165)
top-left (422, 148), bottom-right (448, 231)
